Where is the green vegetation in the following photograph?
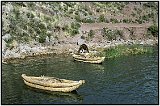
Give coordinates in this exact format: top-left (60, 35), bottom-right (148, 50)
top-left (63, 22), bottom-right (81, 36)
top-left (143, 2), bottom-right (158, 10)
top-left (88, 30), bottom-right (95, 38)
top-left (2, 2), bottom-right (158, 44)
top-left (131, 12), bottom-right (136, 17)
top-left (147, 25), bottom-right (158, 37)
top-left (74, 15), bottom-right (81, 22)
top-left (123, 19), bottom-right (132, 23)
top-left (105, 45), bottom-right (153, 58)
top-left (82, 17), bottom-right (95, 23)
top-left (135, 15), bottom-right (150, 24)
top-left (142, 15), bottom-right (149, 22)
top-left (5, 39), bottom-right (14, 48)
top-left (38, 34), bottom-right (47, 43)
top-left (2, 2), bottom-right (56, 43)
top-left (70, 22), bottom-right (81, 36)
top-left (110, 18), bottom-right (119, 23)
top-left (103, 28), bottom-right (123, 41)
top-left (98, 14), bottom-right (105, 22)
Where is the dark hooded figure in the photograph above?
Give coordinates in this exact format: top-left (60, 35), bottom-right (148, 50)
top-left (78, 44), bottom-right (89, 54)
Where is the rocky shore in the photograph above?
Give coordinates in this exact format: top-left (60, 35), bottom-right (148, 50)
top-left (2, 38), bottom-right (158, 64)
top-left (2, 2), bottom-right (158, 64)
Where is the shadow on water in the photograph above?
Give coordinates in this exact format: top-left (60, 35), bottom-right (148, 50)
top-left (22, 85), bottom-right (83, 104)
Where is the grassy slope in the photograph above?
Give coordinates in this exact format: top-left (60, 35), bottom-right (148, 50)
top-left (2, 2), bottom-right (158, 46)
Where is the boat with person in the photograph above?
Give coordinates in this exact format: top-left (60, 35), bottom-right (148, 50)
top-left (73, 44), bottom-right (105, 64)
top-left (22, 74), bottom-right (85, 92)
top-left (72, 53), bottom-right (105, 64)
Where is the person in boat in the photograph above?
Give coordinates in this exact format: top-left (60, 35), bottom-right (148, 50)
top-left (77, 44), bottom-right (89, 58)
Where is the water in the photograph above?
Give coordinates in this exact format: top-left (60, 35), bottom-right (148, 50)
top-left (2, 47), bottom-right (158, 104)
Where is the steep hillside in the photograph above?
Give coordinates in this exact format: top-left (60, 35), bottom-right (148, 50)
top-left (2, 2), bottom-right (158, 62)
top-left (2, 2), bottom-right (158, 45)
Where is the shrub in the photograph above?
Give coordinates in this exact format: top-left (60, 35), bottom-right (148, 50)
top-left (142, 15), bottom-right (148, 21)
top-left (96, 8), bottom-right (100, 12)
top-left (135, 18), bottom-right (142, 24)
top-left (110, 18), bottom-right (119, 23)
top-left (39, 34), bottom-right (46, 43)
top-left (103, 28), bottom-right (123, 40)
top-left (70, 29), bottom-right (79, 36)
top-left (82, 17), bottom-right (95, 23)
top-left (148, 13), bottom-right (154, 18)
top-left (71, 22), bottom-right (81, 29)
top-left (105, 18), bottom-right (110, 23)
top-left (116, 30), bottom-right (123, 38)
top-left (62, 25), bottom-right (69, 31)
top-left (123, 19), bottom-right (132, 23)
top-left (131, 12), bottom-right (136, 17)
top-left (66, 22), bottom-right (81, 36)
top-left (143, 2), bottom-right (158, 10)
top-left (98, 14), bottom-right (105, 22)
top-left (2, 2), bottom-right (56, 43)
top-left (88, 30), bottom-right (95, 38)
top-left (75, 15), bottom-right (81, 22)
top-left (89, 11), bottom-right (93, 15)
top-left (103, 28), bottom-right (117, 41)
top-left (147, 25), bottom-right (158, 37)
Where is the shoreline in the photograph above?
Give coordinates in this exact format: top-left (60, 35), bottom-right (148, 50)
top-left (2, 38), bottom-right (158, 64)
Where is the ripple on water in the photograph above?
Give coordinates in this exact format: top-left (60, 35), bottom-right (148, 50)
top-left (2, 49), bottom-right (158, 104)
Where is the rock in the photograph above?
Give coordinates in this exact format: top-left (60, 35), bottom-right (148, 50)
top-left (2, 39), bottom-right (6, 53)
top-left (77, 38), bottom-right (85, 45)
top-left (127, 40), bottom-right (134, 45)
top-left (13, 53), bottom-right (21, 58)
top-left (69, 48), bottom-right (74, 53)
top-left (104, 45), bottom-right (110, 48)
top-left (29, 40), bottom-right (38, 47)
top-left (90, 50), bottom-right (98, 54)
top-left (4, 50), bottom-right (14, 58)
top-left (31, 47), bottom-right (40, 53)
top-left (107, 41), bottom-right (111, 43)
top-left (19, 44), bottom-right (32, 55)
top-left (50, 36), bottom-right (55, 44)
top-left (45, 36), bottom-right (50, 43)
top-left (2, 34), bottom-right (11, 41)
top-left (145, 39), bottom-right (155, 45)
top-left (2, 3), bottom-right (13, 13)
top-left (110, 43), bottom-right (116, 47)
top-left (140, 41), bottom-right (144, 45)
top-left (12, 40), bottom-right (18, 48)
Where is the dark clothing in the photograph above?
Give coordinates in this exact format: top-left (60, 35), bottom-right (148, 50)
top-left (78, 44), bottom-right (89, 53)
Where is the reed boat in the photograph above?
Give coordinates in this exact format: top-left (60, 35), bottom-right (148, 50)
top-left (22, 74), bottom-right (85, 92)
top-left (72, 54), bottom-right (105, 64)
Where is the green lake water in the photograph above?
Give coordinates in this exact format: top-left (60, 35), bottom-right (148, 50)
top-left (2, 46), bottom-right (158, 104)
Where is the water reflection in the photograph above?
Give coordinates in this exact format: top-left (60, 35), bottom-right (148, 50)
top-left (22, 85), bottom-right (83, 104)
top-left (90, 63), bottom-right (105, 71)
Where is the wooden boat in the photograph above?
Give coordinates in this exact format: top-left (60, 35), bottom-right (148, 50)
top-left (22, 74), bottom-right (85, 92)
top-left (72, 54), bottom-right (105, 64)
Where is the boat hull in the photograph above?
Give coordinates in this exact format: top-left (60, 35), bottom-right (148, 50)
top-left (72, 54), bottom-right (105, 64)
top-left (22, 74), bottom-right (85, 92)
top-left (23, 80), bottom-right (82, 92)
